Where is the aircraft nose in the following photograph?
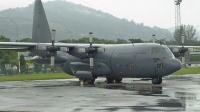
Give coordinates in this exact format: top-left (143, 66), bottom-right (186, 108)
top-left (164, 58), bottom-right (181, 75)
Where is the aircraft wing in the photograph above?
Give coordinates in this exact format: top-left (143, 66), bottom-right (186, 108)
top-left (167, 45), bottom-right (200, 57)
top-left (0, 47), bottom-right (28, 52)
top-left (0, 42), bottom-right (103, 50)
top-left (167, 45), bottom-right (200, 52)
top-left (0, 42), bottom-right (79, 48)
top-left (168, 45), bottom-right (200, 49)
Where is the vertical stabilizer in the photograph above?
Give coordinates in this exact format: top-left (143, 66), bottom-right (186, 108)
top-left (32, 0), bottom-right (51, 43)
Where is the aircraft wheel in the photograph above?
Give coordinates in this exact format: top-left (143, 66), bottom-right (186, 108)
top-left (79, 78), bottom-right (95, 84)
top-left (87, 78), bottom-right (95, 84)
top-left (158, 77), bottom-right (162, 84)
top-left (115, 77), bottom-right (122, 83)
top-left (152, 77), bottom-right (159, 84)
top-left (106, 78), bottom-right (114, 83)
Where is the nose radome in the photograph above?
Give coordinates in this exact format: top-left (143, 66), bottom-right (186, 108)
top-left (164, 58), bottom-right (181, 75)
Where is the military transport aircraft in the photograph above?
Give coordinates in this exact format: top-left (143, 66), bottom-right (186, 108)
top-left (0, 0), bottom-right (187, 84)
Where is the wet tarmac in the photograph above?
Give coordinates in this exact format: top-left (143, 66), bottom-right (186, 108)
top-left (0, 74), bottom-right (200, 112)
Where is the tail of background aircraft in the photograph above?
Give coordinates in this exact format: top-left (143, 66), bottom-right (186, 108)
top-left (32, 0), bottom-right (51, 43)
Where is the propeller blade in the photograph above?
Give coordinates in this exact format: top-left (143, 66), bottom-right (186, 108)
top-left (188, 48), bottom-right (194, 52)
top-left (89, 32), bottom-right (93, 47)
top-left (181, 34), bottom-right (184, 44)
top-left (181, 56), bottom-right (185, 65)
top-left (76, 48), bottom-right (86, 53)
top-left (89, 32), bottom-right (93, 43)
top-left (90, 58), bottom-right (94, 68)
top-left (52, 29), bottom-right (56, 46)
top-left (97, 48), bottom-right (105, 52)
top-left (36, 44), bottom-right (46, 50)
top-left (60, 47), bottom-right (69, 52)
top-left (172, 48), bottom-right (179, 52)
top-left (51, 56), bottom-right (55, 67)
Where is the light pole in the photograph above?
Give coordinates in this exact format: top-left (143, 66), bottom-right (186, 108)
top-left (9, 20), bottom-right (20, 74)
top-left (115, 34), bottom-right (124, 44)
top-left (9, 20), bottom-right (18, 42)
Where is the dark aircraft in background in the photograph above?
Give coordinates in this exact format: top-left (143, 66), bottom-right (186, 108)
top-left (1, 0), bottom-right (195, 85)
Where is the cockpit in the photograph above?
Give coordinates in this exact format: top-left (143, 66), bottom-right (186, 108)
top-left (150, 46), bottom-right (174, 58)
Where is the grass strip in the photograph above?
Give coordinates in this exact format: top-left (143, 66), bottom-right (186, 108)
top-left (172, 67), bottom-right (200, 75)
top-left (0, 73), bottom-right (76, 82)
top-left (0, 68), bottom-right (200, 82)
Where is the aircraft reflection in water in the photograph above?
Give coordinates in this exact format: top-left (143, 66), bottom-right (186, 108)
top-left (0, 0), bottom-right (183, 84)
top-left (95, 81), bottom-right (197, 110)
top-left (95, 82), bottom-right (183, 108)
top-left (175, 92), bottom-right (197, 109)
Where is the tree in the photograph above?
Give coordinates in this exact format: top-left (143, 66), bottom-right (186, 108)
top-left (0, 35), bottom-right (17, 60)
top-left (116, 38), bottom-right (125, 44)
top-left (0, 35), bottom-right (11, 42)
top-left (1, 55), bottom-right (11, 65)
top-left (129, 39), bottom-right (144, 43)
top-left (173, 25), bottom-right (198, 45)
top-left (0, 55), bottom-right (11, 75)
top-left (20, 55), bottom-right (26, 74)
top-left (19, 38), bottom-right (32, 42)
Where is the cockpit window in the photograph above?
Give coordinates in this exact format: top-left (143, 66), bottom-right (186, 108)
top-left (150, 47), bottom-right (161, 54)
top-left (150, 47), bottom-right (163, 54)
top-left (150, 47), bottom-right (174, 57)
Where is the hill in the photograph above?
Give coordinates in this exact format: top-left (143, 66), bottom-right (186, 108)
top-left (0, 1), bottom-right (172, 41)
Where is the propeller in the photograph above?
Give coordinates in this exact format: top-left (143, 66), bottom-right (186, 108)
top-left (50, 29), bottom-right (56, 67)
top-left (36, 29), bottom-right (69, 67)
top-left (75, 32), bottom-right (105, 68)
top-left (180, 34), bottom-right (188, 66)
top-left (89, 32), bottom-right (94, 68)
top-left (90, 58), bottom-right (94, 68)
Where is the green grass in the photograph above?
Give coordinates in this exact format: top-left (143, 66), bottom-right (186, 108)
top-left (172, 67), bottom-right (200, 75)
top-left (0, 73), bottom-right (76, 82)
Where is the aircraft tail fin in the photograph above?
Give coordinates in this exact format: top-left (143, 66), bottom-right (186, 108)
top-left (32, 0), bottom-right (51, 43)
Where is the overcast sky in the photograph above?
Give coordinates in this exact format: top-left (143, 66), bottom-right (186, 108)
top-left (0, 0), bottom-right (199, 29)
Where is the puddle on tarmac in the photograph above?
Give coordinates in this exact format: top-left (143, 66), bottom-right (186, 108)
top-left (0, 86), bottom-right (6, 89)
top-left (0, 75), bottom-right (199, 111)
top-left (93, 78), bottom-right (199, 111)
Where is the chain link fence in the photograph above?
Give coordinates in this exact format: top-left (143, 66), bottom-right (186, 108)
top-left (0, 65), bottom-right (63, 75)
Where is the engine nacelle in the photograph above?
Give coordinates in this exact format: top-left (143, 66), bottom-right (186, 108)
top-left (172, 52), bottom-right (181, 57)
top-left (170, 47), bottom-right (188, 57)
top-left (31, 55), bottom-right (67, 65)
top-left (178, 47), bottom-right (188, 53)
top-left (70, 62), bottom-right (111, 79)
top-left (76, 71), bottom-right (93, 79)
top-left (68, 46), bottom-right (90, 59)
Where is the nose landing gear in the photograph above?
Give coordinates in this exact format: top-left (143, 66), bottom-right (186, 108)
top-left (152, 77), bottom-right (162, 84)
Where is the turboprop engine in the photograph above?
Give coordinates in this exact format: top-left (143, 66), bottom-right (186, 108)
top-left (31, 55), bottom-right (67, 65)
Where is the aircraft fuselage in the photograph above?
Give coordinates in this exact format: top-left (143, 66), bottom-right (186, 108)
top-left (31, 43), bottom-right (181, 80)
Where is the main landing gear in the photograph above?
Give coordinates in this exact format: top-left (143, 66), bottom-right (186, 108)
top-left (79, 76), bottom-right (96, 85)
top-left (151, 77), bottom-right (162, 84)
top-left (106, 77), bottom-right (123, 83)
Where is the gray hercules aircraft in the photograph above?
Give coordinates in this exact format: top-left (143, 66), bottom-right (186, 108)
top-left (0, 0), bottom-right (186, 84)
